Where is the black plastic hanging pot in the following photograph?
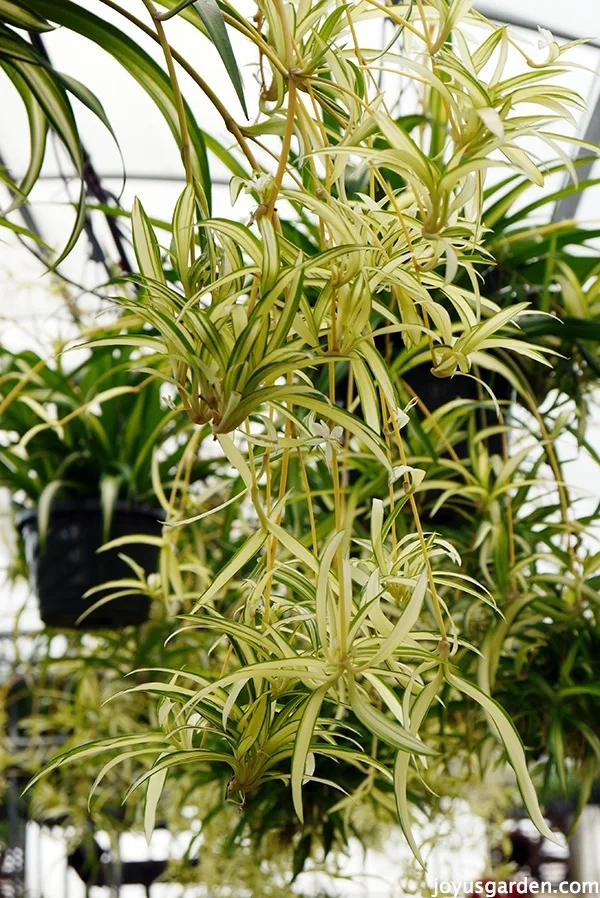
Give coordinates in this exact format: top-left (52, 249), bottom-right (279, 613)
top-left (16, 500), bottom-right (163, 629)
top-left (329, 354), bottom-right (513, 457)
top-left (401, 362), bottom-right (513, 459)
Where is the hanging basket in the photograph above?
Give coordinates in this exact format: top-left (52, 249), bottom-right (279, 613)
top-left (16, 500), bottom-right (162, 629)
top-left (401, 362), bottom-right (513, 458)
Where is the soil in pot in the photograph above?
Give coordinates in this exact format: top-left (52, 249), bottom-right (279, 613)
top-left (16, 501), bottom-right (162, 629)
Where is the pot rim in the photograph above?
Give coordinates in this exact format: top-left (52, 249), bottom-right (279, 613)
top-left (15, 499), bottom-right (163, 530)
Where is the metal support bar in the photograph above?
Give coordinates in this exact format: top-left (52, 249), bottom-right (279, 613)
top-left (7, 173), bottom-right (230, 186)
top-left (553, 91), bottom-right (600, 222)
top-left (0, 150), bottom-right (49, 254)
top-left (474, 3), bottom-right (600, 49)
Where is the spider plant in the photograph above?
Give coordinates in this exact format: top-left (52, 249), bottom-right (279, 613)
top-left (3, 0), bottom-right (598, 877)
top-left (0, 320), bottom-right (200, 539)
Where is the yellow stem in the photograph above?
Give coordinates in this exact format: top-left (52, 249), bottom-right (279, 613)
top-left (262, 379), bottom-right (294, 626)
top-left (331, 446), bottom-right (348, 658)
top-left (364, 0), bottom-right (425, 42)
top-left (0, 356), bottom-right (49, 417)
top-left (500, 425), bottom-right (517, 596)
top-left (297, 447), bottom-right (318, 555)
top-left (265, 79), bottom-right (297, 218)
top-left (379, 386), bottom-right (398, 552)
top-left (99, 0), bottom-right (260, 171)
top-left (400, 379), bottom-right (467, 473)
top-left (168, 426), bottom-right (202, 514)
top-left (387, 401), bottom-right (447, 641)
top-left (142, 0), bottom-right (194, 187)
top-left (341, 359), bottom-right (355, 491)
top-left (372, 167), bottom-right (437, 363)
top-left (221, 11), bottom-right (288, 77)
top-left (523, 389), bottom-right (579, 592)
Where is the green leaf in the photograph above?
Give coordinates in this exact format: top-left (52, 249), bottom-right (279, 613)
top-left (520, 316), bottom-right (600, 343)
top-left (23, 734), bottom-right (170, 794)
top-left (548, 714), bottom-right (567, 795)
top-left (0, 1), bottom-right (54, 31)
top-left (191, 527), bottom-right (268, 611)
top-left (28, 0), bottom-right (211, 207)
top-left (0, 31), bottom-right (85, 264)
top-left (292, 834), bottom-right (312, 882)
top-left (291, 683), bottom-right (330, 822)
top-left (37, 479), bottom-right (69, 550)
top-left (266, 518), bottom-right (319, 574)
top-left (89, 749), bottom-right (164, 811)
top-left (124, 750), bottom-right (235, 800)
top-left (258, 215), bottom-right (280, 292)
top-left (217, 434), bottom-right (254, 493)
top-left (100, 473), bottom-right (121, 542)
top-left (192, 0), bottom-right (248, 117)
top-left (0, 215), bottom-right (48, 244)
top-left (267, 267), bottom-right (304, 352)
top-left (132, 198), bottom-right (166, 284)
top-left (57, 71), bottom-right (118, 141)
top-left (394, 667), bottom-right (443, 867)
top-left (144, 766), bottom-right (168, 842)
top-left (1, 66), bottom-right (47, 210)
top-left (361, 569), bottom-right (428, 669)
top-left (348, 675), bottom-right (436, 756)
top-left (446, 671), bottom-right (559, 844)
top-left (172, 182), bottom-right (196, 294)
top-left (558, 684), bottom-right (600, 700)
top-left (316, 530), bottom-right (345, 650)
